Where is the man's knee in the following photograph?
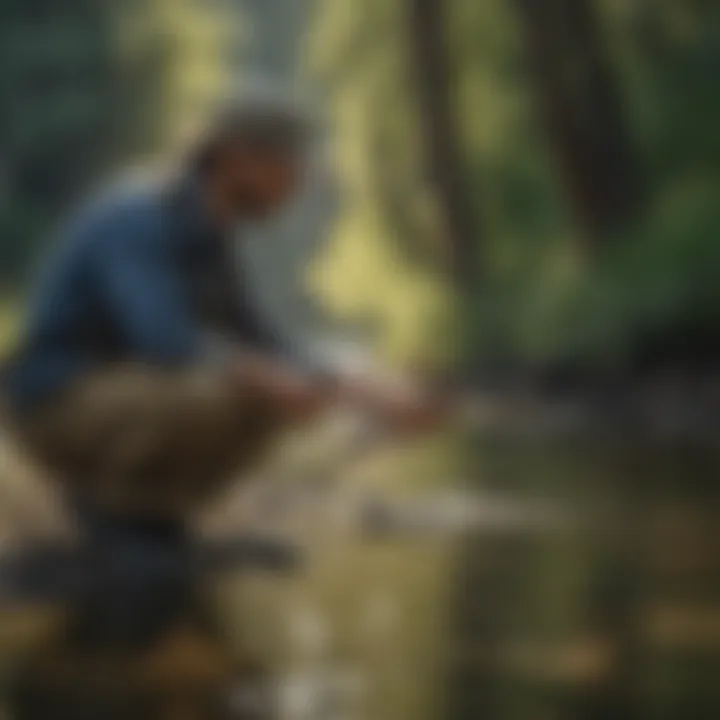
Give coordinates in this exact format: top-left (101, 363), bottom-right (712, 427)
top-left (4, 365), bottom-right (284, 514)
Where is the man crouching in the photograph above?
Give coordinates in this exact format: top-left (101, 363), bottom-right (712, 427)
top-left (1, 88), bottom-right (439, 531)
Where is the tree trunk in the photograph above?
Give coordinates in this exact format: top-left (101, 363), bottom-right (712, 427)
top-left (406, 0), bottom-right (480, 290)
top-left (515, 0), bottom-right (643, 245)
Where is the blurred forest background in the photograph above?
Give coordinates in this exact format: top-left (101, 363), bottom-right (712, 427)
top-left (0, 4), bottom-right (718, 720)
top-left (0, 0), bottom-right (718, 394)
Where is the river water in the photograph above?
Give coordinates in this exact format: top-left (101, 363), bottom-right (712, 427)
top-left (218, 435), bottom-right (720, 720)
top-left (0, 432), bottom-right (715, 719)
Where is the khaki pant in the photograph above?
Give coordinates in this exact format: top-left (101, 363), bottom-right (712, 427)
top-left (3, 365), bottom-right (284, 519)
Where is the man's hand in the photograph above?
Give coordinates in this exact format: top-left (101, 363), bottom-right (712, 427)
top-left (337, 374), bottom-right (449, 436)
top-left (233, 353), bottom-right (330, 424)
top-left (232, 352), bottom-right (449, 433)
top-left (383, 390), bottom-right (449, 435)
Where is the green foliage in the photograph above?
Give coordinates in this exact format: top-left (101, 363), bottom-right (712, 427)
top-left (556, 184), bottom-right (720, 364)
top-left (0, 298), bottom-right (19, 355)
top-left (306, 0), bottom-right (462, 365)
top-left (1, 0), bottom-right (717, 373)
top-left (0, 0), bottom-right (237, 287)
top-left (306, 0), bottom-right (720, 372)
top-left (0, 2), bottom-right (114, 283)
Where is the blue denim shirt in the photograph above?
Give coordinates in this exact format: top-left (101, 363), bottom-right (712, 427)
top-left (3, 176), bottom-right (288, 412)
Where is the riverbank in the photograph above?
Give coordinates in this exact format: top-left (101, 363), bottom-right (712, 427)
top-left (457, 372), bottom-right (720, 442)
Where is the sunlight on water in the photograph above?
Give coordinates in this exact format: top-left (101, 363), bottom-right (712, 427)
top-left (216, 436), bottom-right (719, 720)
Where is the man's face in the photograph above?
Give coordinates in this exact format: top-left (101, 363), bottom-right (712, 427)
top-left (221, 143), bottom-right (303, 220)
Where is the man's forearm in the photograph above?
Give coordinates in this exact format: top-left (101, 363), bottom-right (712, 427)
top-left (228, 350), bottom-right (330, 425)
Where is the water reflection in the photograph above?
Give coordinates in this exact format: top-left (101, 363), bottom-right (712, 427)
top-left (0, 434), bottom-right (716, 718)
top-left (218, 437), bottom-right (719, 720)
